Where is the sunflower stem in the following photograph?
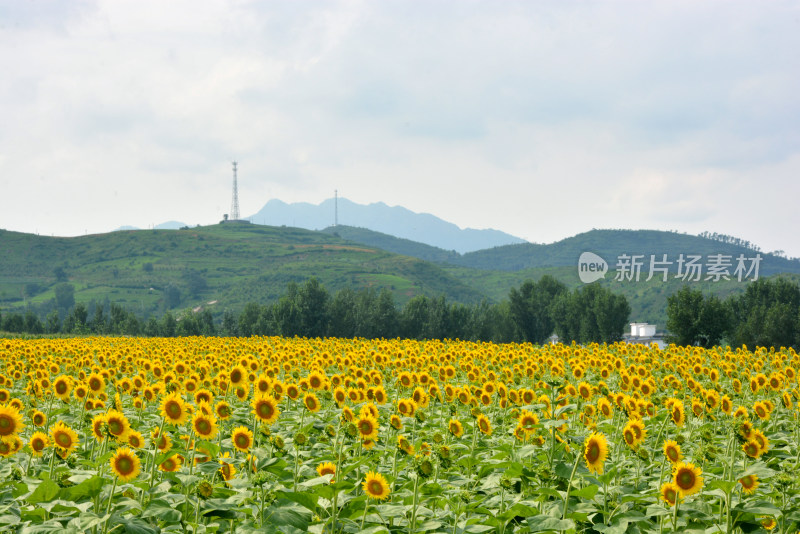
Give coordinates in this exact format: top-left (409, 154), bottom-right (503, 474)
top-left (561, 449), bottom-right (581, 521)
top-left (410, 473), bottom-right (421, 533)
top-left (102, 477), bottom-right (118, 534)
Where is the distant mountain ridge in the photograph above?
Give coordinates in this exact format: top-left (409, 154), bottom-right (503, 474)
top-left (246, 198), bottom-right (526, 254)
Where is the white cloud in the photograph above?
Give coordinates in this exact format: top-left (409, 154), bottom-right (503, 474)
top-left (0, 0), bottom-right (798, 256)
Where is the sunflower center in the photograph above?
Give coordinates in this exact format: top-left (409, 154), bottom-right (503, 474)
top-left (586, 442), bottom-right (600, 463)
top-left (197, 420), bottom-right (211, 433)
top-left (0, 415), bottom-right (12, 434)
top-left (676, 470), bottom-right (694, 489)
top-left (235, 435), bottom-right (249, 447)
top-left (56, 433), bottom-right (71, 447)
top-left (166, 402), bottom-right (182, 418)
top-left (368, 481), bottom-right (383, 495)
top-left (116, 457), bottom-right (133, 474)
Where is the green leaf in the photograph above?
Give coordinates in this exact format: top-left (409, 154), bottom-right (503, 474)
top-left (276, 491), bottom-right (319, 513)
top-left (463, 525), bottom-right (495, 533)
top-left (416, 520), bottom-right (442, 531)
top-left (526, 515), bottom-right (575, 533)
top-left (27, 479), bottom-right (61, 505)
top-left (142, 505), bottom-right (183, 523)
top-left (60, 475), bottom-right (105, 501)
top-left (571, 485), bottom-right (599, 499)
top-left (262, 502), bottom-right (311, 530)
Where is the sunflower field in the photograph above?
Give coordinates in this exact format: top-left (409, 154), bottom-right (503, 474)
top-left (0, 337), bottom-right (798, 534)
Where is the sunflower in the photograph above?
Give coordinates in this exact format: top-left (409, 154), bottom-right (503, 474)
top-left (53, 375), bottom-right (72, 402)
top-left (663, 440), bottom-right (682, 464)
top-left (215, 400), bottom-right (232, 420)
top-left (742, 440), bottom-right (761, 458)
top-left (29, 431), bottom-right (50, 457)
top-left (50, 421), bottom-right (78, 456)
top-left (87, 372), bottom-right (105, 395)
top-left (231, 426), bottom-right (254, 453)
top-left (670, 401), bottom-right (686, 427)
top-left (219, 452), bottom-right (237, 481)
top-left (622, 423), bottom-right (638, 450)
top-left (761, 517), bottom-right (777, 530)
top-left (252, 394), bottom-right (280, 425)
top-left (752, 429), bottom-right (769, 455)
top-left (151, 428), bottom-right (172, 452)
top-left (476, 414), bottom-right (492, 436)
top-left (110, 447), bottom-right (141, 482)
top-left (194, 389), bottom-right (213, 405)
top-left (308, 371), bottom-right (325, 390)
top-left (127, 430), bottom-right (145, 449)
top-left (448, 418), bottom-right (464, 438)
top-left (317, 461), bottom-right (336, 481)
top-left (229, 365), bottom-right (247, 387)
top-left (303, 393), bottom-right (321, 413)
top-left (390, 414), bottom-right (403, 430)
top-left (0, 404), bottom-right (24, 438)
top-left (192, 412), bottom-right (218, 440)
top-left (583, 432), bottom-right (608, 474)
top-left (518, 410), bottom-right (539, 432)
top-left (672, 462), bottom-right (704, 497)
top-left (158, 454), bottom-right (182, 472)
top-left (397, 398), bottom-right (417, 417)
top-left (660, 482), bottom-right (681, 506)
top-left (333, 387), bottom-right (347, 406)
top-left (286, 383), bottom-right (300, 400)
top-left (597, 398), bottom-right (613, 419)
top-left (753, 401), bottom-right (769, 421)
top-left (355, 413), bottom-right (379, 441)
top-left (397, 435), bottom-right (415, 456)
top-left (31, 410), bottom-right (46, 427)
top-left (105, 410), bottom-right (131, 442)
top-left (739, 474), bottom-right (759, 495)
top-left (160, 392), bottom-right (189, 426)
top-left (362, 471), bottom-right (391, 500)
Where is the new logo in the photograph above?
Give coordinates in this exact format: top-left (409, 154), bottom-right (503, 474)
top-left (578, 252), bottom-right (608, 284)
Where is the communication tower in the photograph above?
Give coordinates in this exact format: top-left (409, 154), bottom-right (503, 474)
top-left (230, 161), bottom-right (240, 221)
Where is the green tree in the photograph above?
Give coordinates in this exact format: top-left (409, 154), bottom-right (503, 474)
top-left (298, 278), bottom-right (330, 338)
top-left (665, 286), bottom-right (704, 346)
top-left (728, 278), bottom-right (800, 349)
top-left (55, 283), bottom-right (75, 311)
top-left (508, 276), bottom-right (567, 344)
top-left (45, 310), bottom-right (61, 334)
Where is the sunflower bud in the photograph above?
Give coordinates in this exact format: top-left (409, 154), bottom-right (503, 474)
top-left (197, 480), bottom-right (213, 499)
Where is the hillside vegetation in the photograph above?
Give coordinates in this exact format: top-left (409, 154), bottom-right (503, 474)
top-left (2, 223), bottom-right (798, 329)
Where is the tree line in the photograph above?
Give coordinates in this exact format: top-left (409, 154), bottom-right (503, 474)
top-left (666, 277), bottom-right (800, 349)
top-left (0, 276), bottom-right (631, 344)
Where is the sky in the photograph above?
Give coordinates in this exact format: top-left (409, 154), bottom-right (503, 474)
top-left (1, 1), bottom-right (799, 257)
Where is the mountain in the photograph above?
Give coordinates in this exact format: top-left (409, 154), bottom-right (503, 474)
top-left (247, 198), bottom-right (526, 254)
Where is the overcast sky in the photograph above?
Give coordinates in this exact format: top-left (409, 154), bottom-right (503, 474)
top-left (1, 1), bottom-right (799, 256)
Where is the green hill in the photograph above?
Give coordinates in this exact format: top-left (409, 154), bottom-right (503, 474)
top-left (450, 229), bottom-right (800, 276)
top-left (2, 224), bottom-right (798, 332)
top-left (0, 224), bottom-right (485, 317)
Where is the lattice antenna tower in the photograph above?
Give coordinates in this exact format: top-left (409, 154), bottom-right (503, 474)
top-left (230, 161), bottom-right (240, 221)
